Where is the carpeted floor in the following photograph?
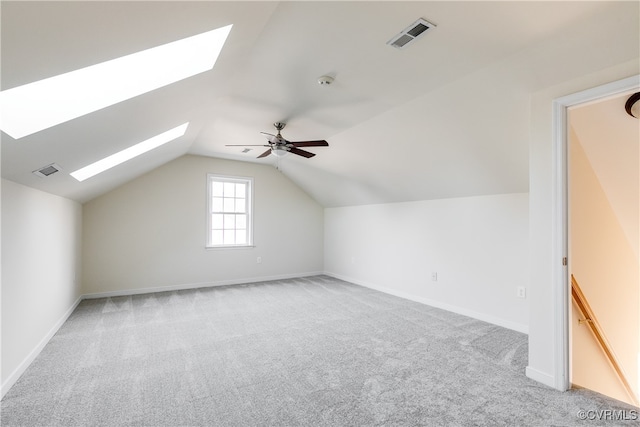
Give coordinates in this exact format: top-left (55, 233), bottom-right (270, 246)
top-left (1, 275), bottom-right (637, 426)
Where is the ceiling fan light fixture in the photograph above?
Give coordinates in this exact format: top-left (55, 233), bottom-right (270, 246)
top-left (272, 147), bottom-right (288, 157)
top-left (227, 122), bottom-right (328, 159)
top-left (625, 92), bottom-right (640, 118)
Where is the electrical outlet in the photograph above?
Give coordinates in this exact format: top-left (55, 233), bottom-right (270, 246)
top-left (517, 286), bottom-right (526, 299)
top-left (257, 256), bottom-right (262, 264)
top-left (431, 272), bottom-right (438, 282)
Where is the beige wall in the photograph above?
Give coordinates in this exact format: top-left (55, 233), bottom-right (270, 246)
top-left (82, 155), bottom-right (324, 295)
top-left (569, 127), bottom-right (639, 405)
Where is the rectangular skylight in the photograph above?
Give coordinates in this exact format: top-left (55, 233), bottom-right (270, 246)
top-left (70, 123), bottom-right (188, 182)
top-left (0, 25), bottom-right (232, 139)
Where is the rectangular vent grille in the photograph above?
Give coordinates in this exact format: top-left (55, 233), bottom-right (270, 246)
top-left (407, 23), bottom-right (428, 38)
top-left (392, 34), bottom-right (413, 48)
top-left (33, 163), bottom-right (61, 178)
top-left (387, 18), bottom-right (435, 49)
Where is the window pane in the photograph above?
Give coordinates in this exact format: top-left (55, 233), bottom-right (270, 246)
top-left (211, 214), bottom-right (223, 229)
top-left (236, 230), bottom-right (247, 245)
top-left (236, 214), bottom-right (246, 230)
top-left (223, 182), bottom-right (235, 197)
top-left (235, 183), bottom-right (246, 198)
top-left (223, 197), bottom-right (235, 212)
top-left (224, 214), bottom-right (235, 229)
top-left (235, 198), bottom-right (246, 213)
top-left (223, 229), bottom-right (235, 244)
top-left (212, 197), bottom-right (223, 212)
top-left (211, 230), bottom-right (223, 245)
top-left (211, 181), bottom-right (224, 197)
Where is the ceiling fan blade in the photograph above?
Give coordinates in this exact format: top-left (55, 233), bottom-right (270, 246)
top-left (225, 144), bottom-right (270, 147)
top-left (257, 149), bottom-right (272, 158)
top-left (289, 147), bottom-right (316, 158)
top-left (260, 132), bottom-right (279, 144)
top-left (291, 140), bottom-right (329, 147)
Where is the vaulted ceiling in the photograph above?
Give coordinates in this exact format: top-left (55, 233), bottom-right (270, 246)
top-left (2, 1), bottom-right (638, 206)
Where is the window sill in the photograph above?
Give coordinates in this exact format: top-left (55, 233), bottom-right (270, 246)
top-left (205, 245), bottom-right (255, 251)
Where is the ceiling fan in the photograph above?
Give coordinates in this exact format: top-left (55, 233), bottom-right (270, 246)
top-left (226, 122), bottom-right (328, 158)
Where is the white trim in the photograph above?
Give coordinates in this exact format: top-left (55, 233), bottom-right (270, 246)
top-left (1, 272), bottom-right (324, 397)
top-left (81, 271), bottom-right (324, 299)
top-left (1, 296), bottom-right (82, 399)
top-left (525, 366), bottom-right (556, 389)
top-left (205, 245), bottom-right (256, 251)
top-left (551, 74), bottom-right (639, 392)
top-left (551, 97), bottom-right (570, 391)
top-left (206, 174), bottom-right (254, 248)
top-left (325, 271), bottom-right (529, 334)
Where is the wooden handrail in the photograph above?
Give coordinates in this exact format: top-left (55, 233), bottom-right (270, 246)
top-left (571, 274), bottom-right (639, 406)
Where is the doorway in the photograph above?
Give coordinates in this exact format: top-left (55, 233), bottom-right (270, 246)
top-left (567, 91), bottom-right (639, 406)
top-left (551, 75), bottom-right (639, 404)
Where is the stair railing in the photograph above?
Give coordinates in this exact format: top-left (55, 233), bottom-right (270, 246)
top-left (571, 274), bottom-right (639, 406)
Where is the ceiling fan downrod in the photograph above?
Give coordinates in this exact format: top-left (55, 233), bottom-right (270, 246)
top-left (273, 122), bottom-right (286, 136)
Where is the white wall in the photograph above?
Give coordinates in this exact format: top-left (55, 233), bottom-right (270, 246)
top-left (1, 179), bottom-right (82, 396)
top-left (324, 193), bottom-right (529, 332)
top-left (82, 155), bottom-right (323, 295)
top-left (527, 61), bottom-right (640, 388)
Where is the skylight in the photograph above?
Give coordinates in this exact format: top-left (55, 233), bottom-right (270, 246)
top-left (0, 25), bottom-right (232, 139)
top-left (70, 123), bottom-right (188, 182)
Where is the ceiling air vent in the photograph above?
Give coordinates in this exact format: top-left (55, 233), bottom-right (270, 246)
top-left (33, 163), bottom-right (61, 178)
top-left (387, 18), bottom-right (435, 49)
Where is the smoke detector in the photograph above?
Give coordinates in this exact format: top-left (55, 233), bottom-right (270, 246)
top-left (387, 18), bottom-right (436, 49)
top-left (317, 75), bottom-right (334, 86)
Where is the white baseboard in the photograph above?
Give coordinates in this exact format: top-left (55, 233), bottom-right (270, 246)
top-left (82, 271), bottom-right (325, 299)
top-left (2, 272), bottom-right (323, 398)
top-left (1, 296), bottom-right (82, 399)
top-left (3, 271), bottom-right (530, 399)
top-left (526, 366), bottom-right (556, 389)
top-left (325, 271), bottom-right (529, 334)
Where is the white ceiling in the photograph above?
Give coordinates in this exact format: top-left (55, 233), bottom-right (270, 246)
top-left (1, 1), bottom-right (639, 206)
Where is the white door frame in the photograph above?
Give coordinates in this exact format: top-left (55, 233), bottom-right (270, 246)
top-left (552, 74), bottom-right (639, 391)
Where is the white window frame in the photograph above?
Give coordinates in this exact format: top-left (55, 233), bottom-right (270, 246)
top-left (206, 174), bottom-right (253, 248)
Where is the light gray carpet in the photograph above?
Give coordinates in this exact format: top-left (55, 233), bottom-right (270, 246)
top-left (1, 275), bottom-right (636, 426)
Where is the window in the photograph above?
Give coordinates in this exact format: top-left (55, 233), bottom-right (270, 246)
top-left (207, 174), bottom-right (253, 247)
top-left (0, 25), bottom-right (232, 139)
top-left (71, 123), bottom-right (188, 181)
